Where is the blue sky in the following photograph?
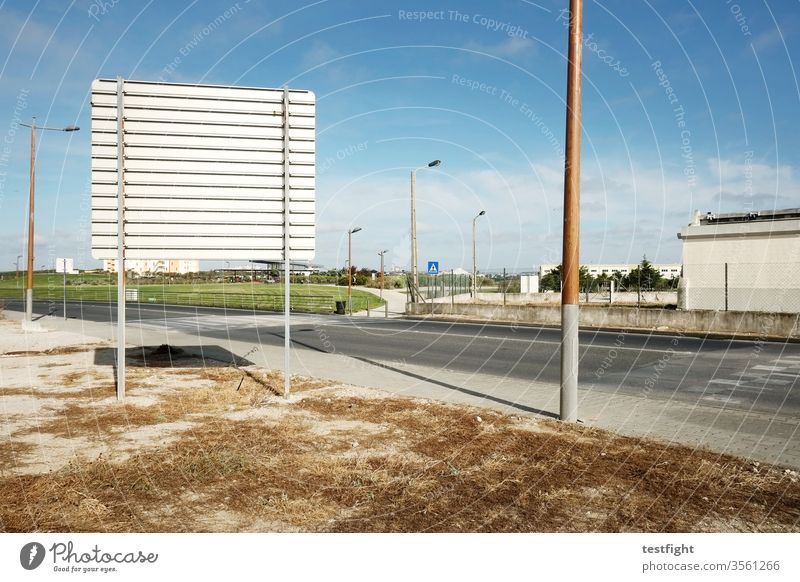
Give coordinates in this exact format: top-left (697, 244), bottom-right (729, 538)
top-left (0, 0), bottom-right (798, 273)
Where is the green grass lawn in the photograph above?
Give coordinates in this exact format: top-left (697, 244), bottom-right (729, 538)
top-left (0, 273), bottom-right (383, 314)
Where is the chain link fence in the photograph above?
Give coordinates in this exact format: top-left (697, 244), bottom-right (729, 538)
top-left (410, 263), bottom-right (798, 313)
top-left (681, 262), bottom-right (800, 313)
top-left (414, 272), bottom-right (472, 301)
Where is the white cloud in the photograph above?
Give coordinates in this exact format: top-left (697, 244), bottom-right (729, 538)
top-left (464, 37), bottom-right (537, 59)
top-left (301, 40), bottom-right (340, 69)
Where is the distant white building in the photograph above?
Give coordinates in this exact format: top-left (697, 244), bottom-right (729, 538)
top-left (539, 262), bottom-right (681, 278)
top-left (520, 275), bottom-right (540, 293)
top-left (677, 208), bottom-right (800, 313)
top-left (55, 258), bottom-right (77, 274)
top-left (103, 259), bottom-right (200, 275)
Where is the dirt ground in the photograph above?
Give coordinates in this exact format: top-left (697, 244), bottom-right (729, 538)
top-left (0, 318), bottom-right (798, 532)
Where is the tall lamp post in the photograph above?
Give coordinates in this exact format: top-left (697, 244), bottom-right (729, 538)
top-left (472, 210), bottom-right (486, 299)
top-left (378, 249), bottom-right (388, 299)
top-left (410, 159), bottom-right (441, 302)
top-left (15, 255), bottom-right (22, 287)
top-left (19, 118), bottom-right (79, 324)
top-left (347, 227), bottom-right (362, 314)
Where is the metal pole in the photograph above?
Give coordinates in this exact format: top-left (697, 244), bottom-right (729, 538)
top-left (25, 120), bottom-right (36, 323)
top-left (560, 0), bottom-right (583, 423)
top-left (724, 262), bottom-right (728, 311)
top-left (410, 169), bottom-right (418, 303)
top-left (116, 77), bottom-right (126, 401)
top-left (638, 270), bottom-right (641, 307)
top-left (472, 216), bottom-right (477, 299)
top-left (379, 250), bottom-right (385, 299)
top-left (283, 87), bottom-right (291, 398)
top-left (63, 258), bottom-right (67, 320)
top-left (348, 231), bottom-right (353, 315)
top-left (503, 267), bottom-right (507, 306)
top-left (472, 211), bottom-right (485, 299)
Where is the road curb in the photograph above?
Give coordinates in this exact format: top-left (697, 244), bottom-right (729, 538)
top-left (402, 314), bottom-right (800, 343)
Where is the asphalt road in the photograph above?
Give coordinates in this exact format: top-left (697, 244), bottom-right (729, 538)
top-left (7, 299), bottom-right (800, 417)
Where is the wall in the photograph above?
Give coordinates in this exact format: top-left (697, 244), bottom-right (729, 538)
top-left (407, 303), bottom-right (800, 339)
top-left (445, 291), bottom-right (677, 305)
top-left (679, 217), bottom-right (800, 313)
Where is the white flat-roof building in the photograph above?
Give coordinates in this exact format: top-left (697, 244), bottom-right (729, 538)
top-left (103, 259), bottom-right (200, 275)
top-left (54, 258), bottom-right (77, 274)
top-left (539, 263), bottom-right (681, 278)
top-left (677, 208), bottom-right (800, 313)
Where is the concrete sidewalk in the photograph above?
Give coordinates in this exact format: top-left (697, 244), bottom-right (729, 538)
top-left (8, 312), bottom-right (799, 470)
top-left (352, 287), bottom-right (408, 317)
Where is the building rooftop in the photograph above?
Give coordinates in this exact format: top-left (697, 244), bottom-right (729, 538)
top-left (693, 208), bottom-right (800, 226)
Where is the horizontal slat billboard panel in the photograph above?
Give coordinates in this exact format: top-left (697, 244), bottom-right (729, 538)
top-left (92, 145), bottom-right (316, 164)
top-left (91, 78), bottom-right (315, 261)
top-left (93, 223), bottom-right (315, 237)
top-left (91, 119), bottom-right (315, 139)
top-left (91, 132), bottom-right (315, 152)
top-left (91, 183), bottom-right (314, 200)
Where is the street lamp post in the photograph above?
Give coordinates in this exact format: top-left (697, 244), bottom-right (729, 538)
top-left (15, 255), bottom-right (22, 287)
top-left (347, 227), bottom-right (362, 314)
top-left (378, 249), bottom-right (388, 299)
top-left (19, 118), bottom-right (79, 324)
top-left (472, 210), bottom-right (486, 299)
top-left (410, 159), bottom-right (441, 302)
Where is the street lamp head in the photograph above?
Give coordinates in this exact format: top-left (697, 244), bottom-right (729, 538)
top-left (63, 125), bottom-right (80, 132)
top-left (478, 210), bottom-right (486, 216)
top-left (350, 227), bottom-right (362, 234)
top-left (428, 160), bottom-right (441, 168)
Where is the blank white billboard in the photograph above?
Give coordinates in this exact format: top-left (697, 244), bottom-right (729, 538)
top-left (90, 79), bottom-right (315, 260)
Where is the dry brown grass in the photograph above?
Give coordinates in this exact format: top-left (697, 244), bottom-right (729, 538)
top-left (0, 441), bottom-right (36, 473)
top-left (2, 335), bottom-right (798, 533)
top-left (3, 344), bottom-right (102, 357)
top-left (15, 367), bottom-right (322, 441)
top-left (1, 381), bottom-right (798, 533)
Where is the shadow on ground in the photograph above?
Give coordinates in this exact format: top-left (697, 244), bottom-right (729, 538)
top-left (94, 344), bottom-right (255, 369)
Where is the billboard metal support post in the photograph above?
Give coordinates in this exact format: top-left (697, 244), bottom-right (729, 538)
top-left (116, 76), bottom-right (126, 401)
top-left (283, 87), bottom-right (291, 399)
top-left (63, 259), bottom-right (67, 320)
top-left (560, 0), bottom-right (583, 423)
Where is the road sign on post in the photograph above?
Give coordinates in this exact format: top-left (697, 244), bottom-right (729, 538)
top-left (91, 78), bottom-right (316, 400)
top-left (427, 261), bottom-right (439, 275)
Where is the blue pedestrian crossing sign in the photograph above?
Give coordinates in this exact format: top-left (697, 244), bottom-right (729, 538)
top-left (427, 261), bottom-right (440, 275)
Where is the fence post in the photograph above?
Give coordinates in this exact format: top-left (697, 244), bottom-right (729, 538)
top-left (724, 262), bottom-right (728, 311)
top-left (637, 271), bottom-right (641, 308)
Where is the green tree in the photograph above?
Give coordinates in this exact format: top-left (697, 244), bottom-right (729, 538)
top-left (539, 264), bottom-right (592, 291)
top-left (540, 265), bottom-right (562, 291)
top-left (625, 256), bottom-right (663, 290)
